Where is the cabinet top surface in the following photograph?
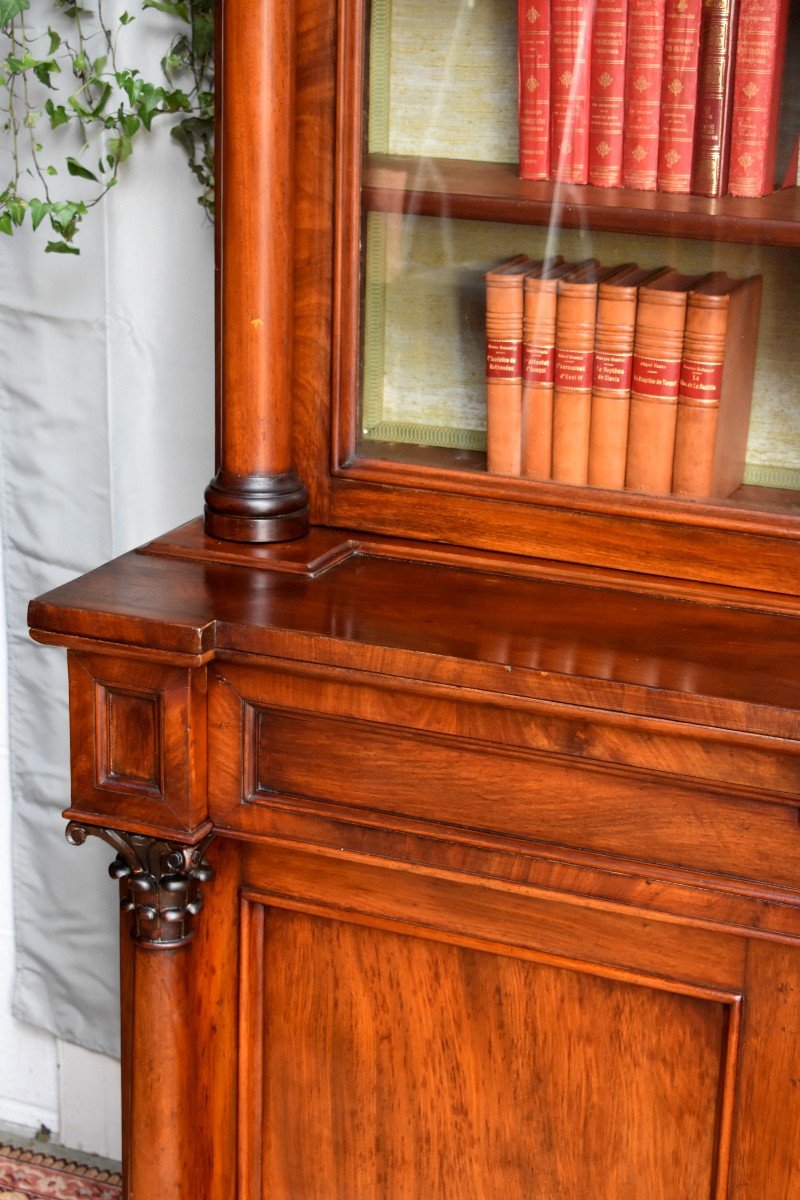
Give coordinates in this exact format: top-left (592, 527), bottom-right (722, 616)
top-left (27, 524), bottom-right (800, 738)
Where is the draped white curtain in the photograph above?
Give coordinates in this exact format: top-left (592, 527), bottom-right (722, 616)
top-left (0, 2), bottom-right (214, 1055)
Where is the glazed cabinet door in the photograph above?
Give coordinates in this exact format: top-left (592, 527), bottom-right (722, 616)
top-left (234, 839), bottom-right (764, 1200)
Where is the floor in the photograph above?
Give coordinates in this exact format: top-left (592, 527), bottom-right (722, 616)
top-left (0, 1124), bottom-right (120, 1175)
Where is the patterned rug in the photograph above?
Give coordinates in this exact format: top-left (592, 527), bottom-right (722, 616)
top-left (0, 1145), bottom-right (121, 1199)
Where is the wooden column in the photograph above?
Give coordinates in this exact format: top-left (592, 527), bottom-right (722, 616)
top-left (121, 840), bottom-right (239, 1200)
top-left (204, 0), bottom-right (309, 543)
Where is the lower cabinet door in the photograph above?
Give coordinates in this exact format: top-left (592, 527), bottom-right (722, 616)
top-left (236, 842), bottom-right (754, 1200)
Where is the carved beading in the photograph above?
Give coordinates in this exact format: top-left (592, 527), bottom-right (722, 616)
top-left (65, 823), bottom-right (214, 946)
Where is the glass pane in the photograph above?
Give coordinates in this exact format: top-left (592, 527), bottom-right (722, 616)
top-left (352, 0), bottom-right (800, 515)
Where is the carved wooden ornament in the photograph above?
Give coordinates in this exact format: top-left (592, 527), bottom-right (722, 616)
top-left (65, 822), bottom-right (215, 947)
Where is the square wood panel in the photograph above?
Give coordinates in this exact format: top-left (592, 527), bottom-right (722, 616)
top-left (101, 687), bottom-right (162, 792)
top-left (241, 902), bottom-right (739, 1200)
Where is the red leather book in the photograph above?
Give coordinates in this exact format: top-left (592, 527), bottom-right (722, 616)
top-left (625, 270), bottom-right (710, 494)
top-left (621, 0), bottom-right (666, 190)
top-left (691, 0), bottom-right (740, 196)
top-left (518, 0), bottom-right (552, 179)
top-left (486, 257), bottom-right (537, 476)
top-left (728, 0), bottom-right (790, 197)
top-left (587, 0), bottom-right (628, 187)
top-left (521, 259), bottom-right (584, 479)
top-left (552, 262), bottom-right (635, 486)
top-left (587, 266), bottom-right (669, 490)
top-left (551, 0), bottom-right (594, 183)
top-left (672, 274), bottom-right (762, 498)
top-left (656, 0), bottom-right (703, 193)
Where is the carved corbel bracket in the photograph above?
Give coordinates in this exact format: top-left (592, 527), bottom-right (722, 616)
top-left (65, 822), bottom-right (215, 947)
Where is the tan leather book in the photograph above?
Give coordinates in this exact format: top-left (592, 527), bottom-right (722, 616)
top-left (551, 263), bottom-right (636, 486)
top-left (672, 273), bottom-right (762, 499)
top-left (520, 259), bottom-right (587, 480)
top-left (485, 256), bottom-right (536, 476)
top-left (625, 270), bottom-right (711, 494)
top-left (587, 266), bottom-right (670, 490)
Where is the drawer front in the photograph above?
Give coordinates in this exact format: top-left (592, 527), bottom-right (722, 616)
top-left (209, 659), bottom-right (800, 890)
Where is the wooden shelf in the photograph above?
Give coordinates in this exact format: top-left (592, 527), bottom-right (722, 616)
top-left (363, 155), bottom-right (800, 247)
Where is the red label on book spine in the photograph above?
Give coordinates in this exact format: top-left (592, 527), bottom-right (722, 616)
top-left (622, 0), bottom-right (666, 190)
top-left (593, 351), bottom-right (633, 392)
top-left (555, 348), bottom-right (594, 391)
top-left (588, 0), bottom-right (627, 186)
top-left (656, 0), bottom-right (702, 193)
top-left (728, 0), bottom-right (789, 196)
top-left (679, 359), bottom-right (724, 404)
top-left (487, 339), bottom-right (523, 381)
top-left (551, 0), bottom-right (594, 183)
top-left (523, 345), bottom-right (556, 385)
top-left (518, 0), bottom-right (552, 180)
top-left (632, 355), bottom-right (682, 400)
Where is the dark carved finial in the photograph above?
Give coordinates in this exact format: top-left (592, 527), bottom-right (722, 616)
top-left (65, 823), bottom-right (215, 947)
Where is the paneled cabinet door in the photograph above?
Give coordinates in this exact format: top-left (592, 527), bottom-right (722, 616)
top-left (231, 838), bottom-right (800, 1200)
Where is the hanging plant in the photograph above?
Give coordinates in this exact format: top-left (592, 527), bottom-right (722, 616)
top-left (0, 0), bottom-right (214, 254)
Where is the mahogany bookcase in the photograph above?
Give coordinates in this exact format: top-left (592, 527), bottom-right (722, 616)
top-left (27, 0), bottom-right (800, 1196)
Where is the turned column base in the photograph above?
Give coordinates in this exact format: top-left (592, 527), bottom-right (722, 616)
top-left (204, 469), bottom-right (309, 543)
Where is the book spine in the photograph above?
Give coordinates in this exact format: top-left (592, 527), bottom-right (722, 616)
top-left (486, 280), bottom-right (524, 476)
top-left (672, 305), bottom-right (727, 497)
top-left (518, 0), bottom-right (552, 180)
top-left (521, 282), bottom-right (559, 478)
top-left (691, 0), bottom-right (739, 197)
top-left (656, 0), bottom-right (703, 193)
top-left (673, 279), bottom-right (761, 498)
top-left (552, 283), bottom-right (598, 484)
top-left (587, 286), bottom-right (637, 489)
top-left (727, 0), bottom-right (789, 197)
top-left (625, 293), bottom-right (688, 493)
top-left (587, 0), bottom-right (628, 187)
top-left (621, 0), bottom-right (666, 190)
top-left (551, 0), bottom-right (594, 184)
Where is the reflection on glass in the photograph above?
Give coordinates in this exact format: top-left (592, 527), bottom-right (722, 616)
top-left (355, 0), bottom-right (800, 512)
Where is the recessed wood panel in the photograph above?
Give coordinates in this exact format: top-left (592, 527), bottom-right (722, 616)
top-left (210, 656), bottom-right (800, 803)
top-left (248, 905), bottom-right (733, 1200)
top-left (104, 688), bottom-right (160, 789)
top-left (241, 706), bottom-right (800, 890)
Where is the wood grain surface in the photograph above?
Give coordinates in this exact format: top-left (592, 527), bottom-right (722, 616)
top-left (253, 906), bottom-right (731, 1199)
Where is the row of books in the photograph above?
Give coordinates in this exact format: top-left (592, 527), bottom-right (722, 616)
top-left (517, 0), bottom-right (790, 197)
top-left (485, 255), bottom-right (762, 499)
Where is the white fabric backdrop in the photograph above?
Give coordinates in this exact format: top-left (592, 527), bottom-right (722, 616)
top-left (0, 2), bottom-right (214, 1055)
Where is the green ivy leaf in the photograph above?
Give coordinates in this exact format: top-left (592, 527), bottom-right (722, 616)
top-left (192, 13), bottom-right (213, 60)
top-left (107, 134), bottom-right (133, 163)
top-left (0, 211), bottom-right (13, 236)
top-left (47, 27), bottom-right (60, 54)
top-left (7, 195), bottom-right (25, 225)
top-left (33, 59), bottom-right (60, 88)
top-left (66, 156), bottom-right (98, 181)
top-left (143, 0), bottom-right (188, 19)
top-left (28, 198), bottom-right (51, 230)
top-left (45, 240), bottom-right (80, 255)
top-left (45, 98), bottom-right (70, 128)
top-left (119, 9), bottom-right (134, 23)
top-left (0, 0), bottom-right (29, 28)
top-left (6, 52), bottom-right (38, 74)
